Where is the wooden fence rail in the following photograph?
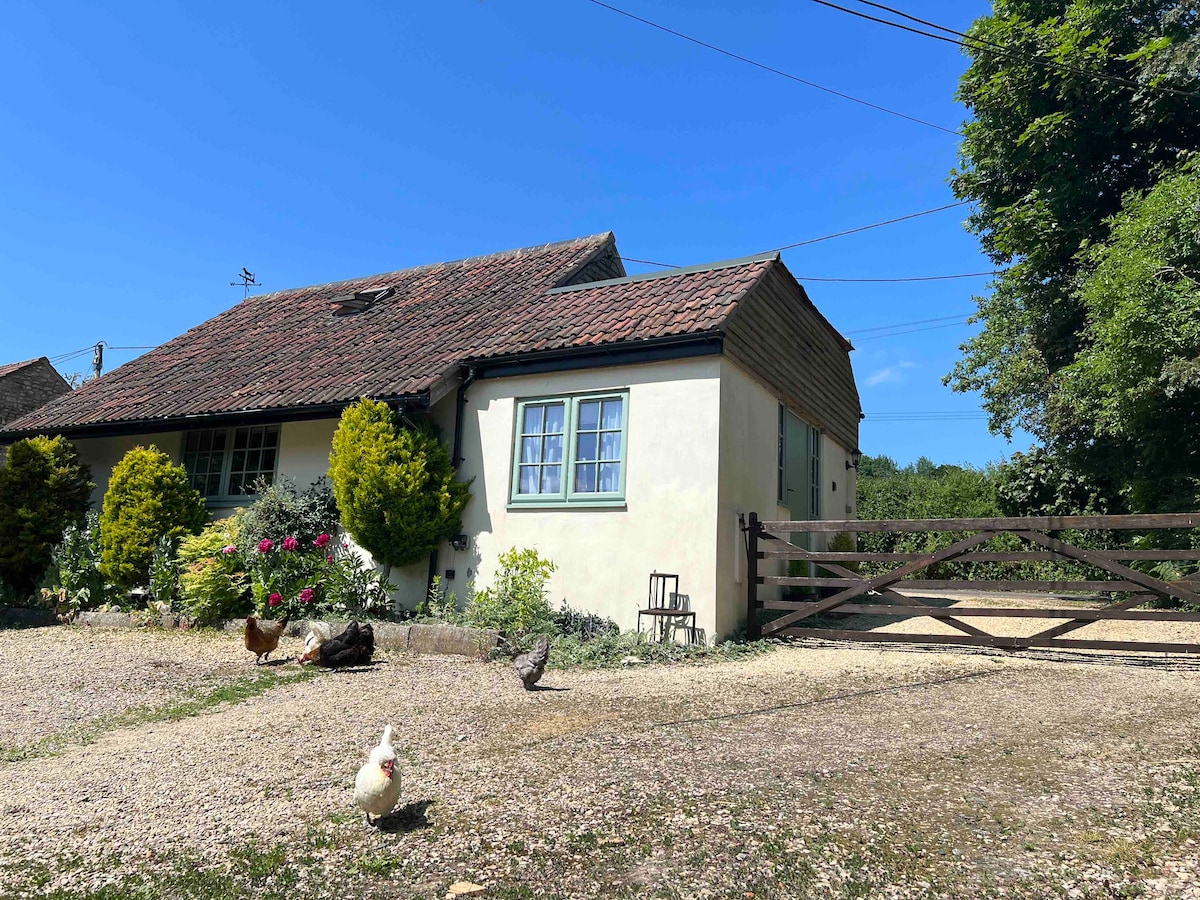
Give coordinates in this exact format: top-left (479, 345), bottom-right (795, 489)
top-left (741, 512), bottom-right (1200, 654)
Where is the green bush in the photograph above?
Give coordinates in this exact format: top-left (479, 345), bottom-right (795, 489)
top-left (237, 476), bottom-right (339, 550)
top-left (0, 435), bottom-right (93, 598)
top-left (100, 446), bottom-right (208, 590)
top-left (329, 399), bottom-right (471, 572)
top-left (148, 535), bottom-right (180, 607)
top-left (465, 546), bottom-right (557, 638)
top-left (177, 519), bottom-right (249, 622)
top-left (49, 510), bottom-right (111, 613)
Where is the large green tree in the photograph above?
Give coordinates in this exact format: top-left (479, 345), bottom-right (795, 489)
top-left (947, 0), bottom-right (1200, 508)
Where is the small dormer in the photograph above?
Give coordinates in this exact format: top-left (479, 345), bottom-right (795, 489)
top-left (331, 286), bottom-right (396, 316)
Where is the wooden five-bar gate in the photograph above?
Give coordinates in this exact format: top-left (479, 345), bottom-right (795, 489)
top-left (741, 512), bottom-right (1200, 654)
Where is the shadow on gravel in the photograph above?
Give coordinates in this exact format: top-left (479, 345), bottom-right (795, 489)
top-left (377, 799), bottom-right (433, 834)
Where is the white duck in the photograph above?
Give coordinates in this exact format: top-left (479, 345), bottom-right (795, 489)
top-left (354, 724), bottom-right (402, 825)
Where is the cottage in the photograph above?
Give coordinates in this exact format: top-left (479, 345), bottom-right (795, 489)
top-left (0, 233), bottom-right (861, 639)
top-left (0, 357), bottom-right (70, 429)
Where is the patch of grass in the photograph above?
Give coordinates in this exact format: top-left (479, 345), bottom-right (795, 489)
top-left (1, 666), bottom-right (318, 763)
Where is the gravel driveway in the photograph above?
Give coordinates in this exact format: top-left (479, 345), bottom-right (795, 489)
top-left (1, 616), bottom-right (1199, 900)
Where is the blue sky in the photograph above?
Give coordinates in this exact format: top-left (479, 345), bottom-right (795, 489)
top-left (0, 0), bottom-right (1033, 467)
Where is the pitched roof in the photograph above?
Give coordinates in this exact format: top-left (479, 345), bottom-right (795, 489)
top-left (0, 358), bottom-right (47, 380)
top-left (2, 234), bottom-right (786, 437)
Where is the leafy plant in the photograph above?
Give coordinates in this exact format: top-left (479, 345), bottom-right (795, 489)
top-left (465, 546), bottom-right (557, 638)
top-left (552, 601), bottom-right (619, 641)
top-left (0, 435), bottom-right (93, 599)
top-left (48, 510), bottom-right (110, 614)
top-left (100, 446), bottom-right (208, 590)
top-left (827, 531), bottom-right (859, 574)
top-left (321, 546), bottom-right (396, 618)
top-left (420, 575), bottom-right (465, 622)
top-left (177, 520), bottom-right (249, 623)
top-left (237, 476), bottom-right (339, 551)
top-left (148, 535), bottom-right (180, 608)
top-left (329, 399), bottom-right (471, 573)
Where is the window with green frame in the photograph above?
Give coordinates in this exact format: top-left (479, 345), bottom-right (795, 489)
top-left (182, 424), bottom-right (280, 501)
top-left (510, 392), bottom-right (629, 506)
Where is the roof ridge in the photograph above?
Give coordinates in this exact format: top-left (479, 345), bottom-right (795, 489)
top-left (0, 357), bottom-right (49, 375)
top-left (244, 232), bottom-right (615, 303)
top-left (545, 251), bottom-right (778, 295)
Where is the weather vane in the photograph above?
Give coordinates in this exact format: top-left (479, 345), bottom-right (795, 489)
top-left (230, 267), bottom-right (261, 298)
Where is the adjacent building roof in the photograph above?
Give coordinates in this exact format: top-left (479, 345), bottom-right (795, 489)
top-left (1, 232), bottom-right (859, 445)
top-left (0, 357), bottom-right (71, 429)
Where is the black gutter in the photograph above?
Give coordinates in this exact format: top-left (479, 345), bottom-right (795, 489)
top-left (451, 366), bottom-right (477, 468)
top-left (469, 332), bottom-right (724, 381)
top-left (0, 392), bottom-right (429, 442)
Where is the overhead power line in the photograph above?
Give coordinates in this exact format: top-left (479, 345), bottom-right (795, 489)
top-left (771, 200), bottom-right (969, 253)
top-left (793, 271), bottom-right (994, 283)
top-left (621, 200), bottom-right (975, 271)
top-left (853, 321), bottom-right (971, 341)
top-left (844, 312), bottom-right (971, 334)
top-left (582, 0), bottom-right (964, 136)
top-left (810, 0), bottom-right (1199, 100)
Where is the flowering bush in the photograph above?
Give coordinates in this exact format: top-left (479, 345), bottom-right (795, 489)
top-left (242, 532), bottom-right (394, 618)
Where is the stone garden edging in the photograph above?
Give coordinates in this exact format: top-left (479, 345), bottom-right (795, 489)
top-left (71, 611), bottom-right (501, 659)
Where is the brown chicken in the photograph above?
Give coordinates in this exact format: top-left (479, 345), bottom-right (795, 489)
top-left (245, 614), bottom-right (290, 664)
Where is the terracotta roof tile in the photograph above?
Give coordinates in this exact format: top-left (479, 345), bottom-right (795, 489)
top-left (3, 234), bottom-right (776, 436)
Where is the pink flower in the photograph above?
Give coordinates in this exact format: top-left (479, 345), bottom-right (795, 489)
top-left (268, 593), bottom-right (282, 607)
top-left (314, 533), bottom-right (331, 549)
top-left (257, 539), bottom-right (274, 554)
top-left (221, 545), bottom-right (237, 555)
top-left (282, 536), bottom-right (299, 552)
top-left (325, 554), bottom-right (333, 564)
top-left (299, 588), bottom-right (315, 605)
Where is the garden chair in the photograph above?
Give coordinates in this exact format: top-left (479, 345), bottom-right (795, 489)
top-left (636, 572), bottom-right (696, 644)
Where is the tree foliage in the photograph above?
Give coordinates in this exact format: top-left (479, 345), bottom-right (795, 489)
top-left (100, 446), bottom-right (208, 590)
top-left (328, 399), bottom-right (472, 571)
top-left (0, 436), bottom-right (94, 597)
top-left (947, 0), bottom-right (1200, 510)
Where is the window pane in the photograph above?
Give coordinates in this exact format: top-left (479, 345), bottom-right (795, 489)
top-left (543, 403), bottom-right (565, 434)
top-left (263, 426), bottom-right (280, 448)
top-left (599, 432), bottom-right (621, 461)
top-left (541, 465), bottom-right (561, 494)
top-left (576, 432), bottom-right (597, 462)
top-left (229, 475), bottom-right (243, 496)
top-left (577, 401), bottom-right (599, 431)
top-left (598, 462), bottom-right (621, 492)
top-left (212, 430), bottom-right (226, 451)
top-left (600, 399), bottom-right (622, 430)
top-left (233, 429), bottom-right (248, 450)
top-left (543, 434), bottom-right (562, 463)
top-left (522, 405), bottom-right (544, 435)
top-left (520, 437), bottom-right (541, 464)
top-left (206, 474), bottom-right (221, 496)
top-left (519, 466), bottom-right (539, 495)
top-left (574, 463), bottom-right (596, 493)
top-left (261, 448), bottom-right (277, 471)
top-left (231, 450), bottom-right (245, 471)
top-left (184, 432), bottom-right (200, 453)
top-left (249, 429), bottom-right (263, 449)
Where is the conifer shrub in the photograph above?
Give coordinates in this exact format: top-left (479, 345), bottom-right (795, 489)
top-left (99, 446), bottom-right (208, 590)
top-left (0, 435), bottom-right (94, 599)
top-left (328, 399), bottom-right (471, 573)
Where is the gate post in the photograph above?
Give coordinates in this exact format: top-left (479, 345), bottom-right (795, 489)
top-left (746, 511), bottom-right (761, 640)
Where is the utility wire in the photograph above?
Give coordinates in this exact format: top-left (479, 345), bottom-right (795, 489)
top-left (770, 200), bottom-right (969, 253)
top-left (810, 0), bottom-right (1199, 100)
top-left (620, 200), bottom-right (975, 271)
top-left (793, 271), bottom-right (994, 283)
top-left (853, 321), bottom-right (970, 340)
top-left (844, 312), bottom-right (971, 334)
top-left (583, 0), bottom-right (964, 136)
